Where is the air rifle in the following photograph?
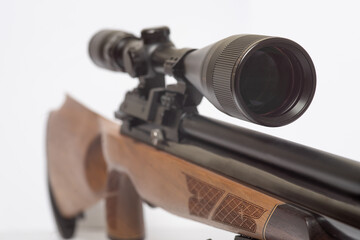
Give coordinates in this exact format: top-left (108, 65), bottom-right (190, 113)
top-left (47, 26), bottom-right (360, 240)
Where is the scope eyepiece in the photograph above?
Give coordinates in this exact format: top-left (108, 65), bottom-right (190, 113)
top-left (184, 35), bottom-right (316, 127)
top-left (89, 30), bottom-right (138, 72)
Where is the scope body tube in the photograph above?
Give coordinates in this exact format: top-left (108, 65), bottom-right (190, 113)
top-left (89, 28), bottom-right (317, 127)
top-left (88, 27), bottom-right (360, 231)
top-left (178, 114), bottom-right (360, 227)
top-left (150, 35), bottom-right (316, 127)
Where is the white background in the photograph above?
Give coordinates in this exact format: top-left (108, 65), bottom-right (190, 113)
top-left (1, 0), bottom-right (360, 239)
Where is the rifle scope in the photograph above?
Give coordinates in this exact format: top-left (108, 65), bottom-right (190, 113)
top-left (89, 27), bottom-right (316, 127)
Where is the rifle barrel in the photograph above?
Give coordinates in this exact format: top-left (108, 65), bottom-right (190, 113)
top-left (180, 114), bottom-right (360, 226)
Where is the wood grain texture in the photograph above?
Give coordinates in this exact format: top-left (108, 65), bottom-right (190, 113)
top-left (106, 171), bottom-right (144, 240)
top-left (47, 96), bottom-right (108, 218)
top-left (47, 96), bottom-right (144, 239)
top-left (100, 120), bottom-right (282, 239)
top-left (48, 96), bottom-right (316, 240)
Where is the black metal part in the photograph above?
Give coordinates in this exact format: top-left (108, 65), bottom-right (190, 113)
top-left (88, 27), bottom-right (360, 235)
top-left (234, 235), bottom-right (257, 240)
top-left (114, 27), bottom-right (203, 142)
top-left (48, 179), bottom-right (78, 239)
top-left (120, 119), bottom-right (360, 230)
top-left (182, 35), bottom-right (316, 127)
top-left (320, 217), bottom-right (360, 240)
top-left (117, 81), bottom-right (201, 142)
top-left (264, 204), bottom-right (356, 240)
top-left (180, 114), bottom-right (360, 207)
top-left (88, 30), bottom-right (138, 72)
top-left (89, 26), bottom-right (317, 127)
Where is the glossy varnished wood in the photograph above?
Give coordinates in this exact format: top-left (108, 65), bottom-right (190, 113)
top-left (47, 96), bottom-right (108, 218)
top-left (47, 96), bottom-right (340, 240)
top-left (100, 118), bottom-right (282, 239)
top-left (47, 96), bottom-right (144, 239)
top-left (106, 171), bottom-right (144, 240)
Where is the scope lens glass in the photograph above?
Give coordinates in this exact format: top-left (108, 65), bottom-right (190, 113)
top-left (239, 47), bottom-right (294, 116)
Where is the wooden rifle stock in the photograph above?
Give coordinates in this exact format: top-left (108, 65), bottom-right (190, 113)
top-left (47, 96), bottom-right (342, 240)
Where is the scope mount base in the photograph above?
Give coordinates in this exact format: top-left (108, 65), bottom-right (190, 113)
top-left (116, 76), bottom-right (202, 146)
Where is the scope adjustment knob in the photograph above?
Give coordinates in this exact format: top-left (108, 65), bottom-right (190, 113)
top-left (141, 26), bottom-right (170, 44)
